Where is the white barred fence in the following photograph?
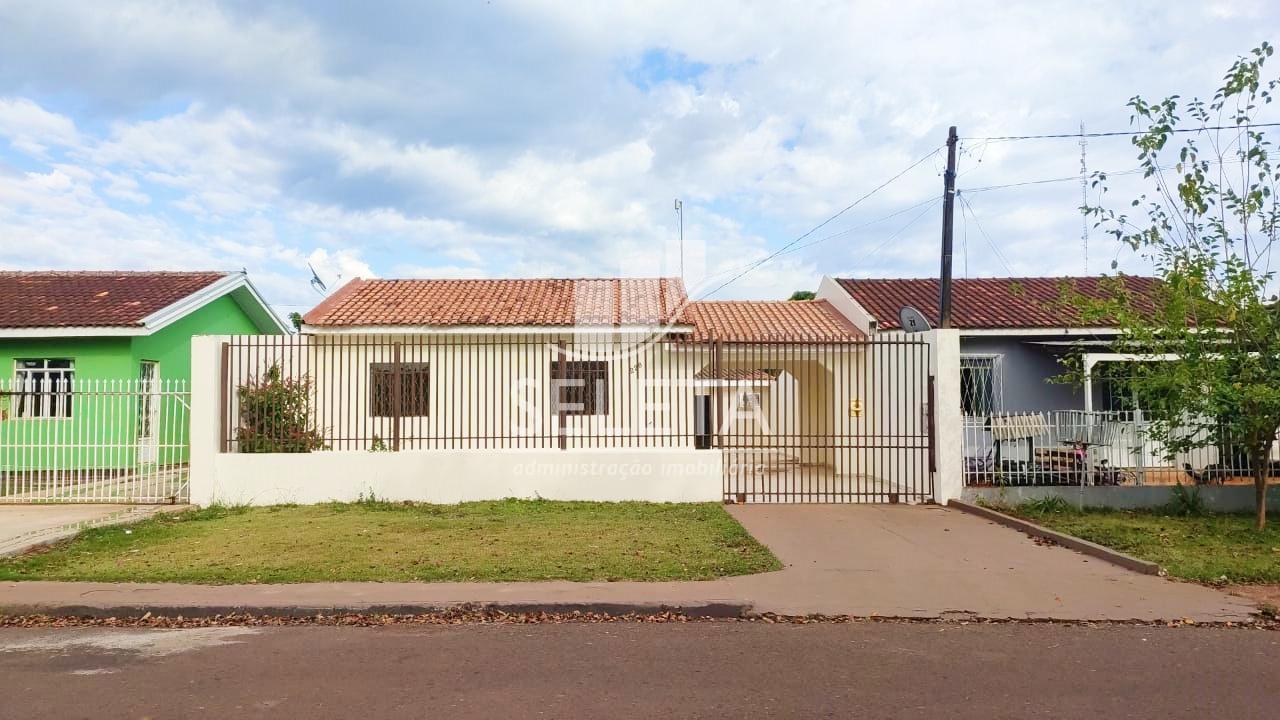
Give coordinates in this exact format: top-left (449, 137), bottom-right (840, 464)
top-left (0, 378), bottom-right (191, 503)
top-left (963, 409), bottom-right (1280, 487)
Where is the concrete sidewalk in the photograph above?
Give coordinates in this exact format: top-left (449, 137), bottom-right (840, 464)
top-left (0, 505), bottom-right (1257, 622)
top-left (0, 505), bottom-right (186, 558)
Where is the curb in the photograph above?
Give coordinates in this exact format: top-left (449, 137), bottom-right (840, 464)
top-left (0, 600), bottom-right (753, 620)
top-left (947, 499), bottom-right (1162, 576)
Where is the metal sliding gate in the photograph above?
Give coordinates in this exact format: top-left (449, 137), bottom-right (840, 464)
top-left (0, 378), bottom-right (191, 503)
top-left (713, 338), bottom-right (934, 503)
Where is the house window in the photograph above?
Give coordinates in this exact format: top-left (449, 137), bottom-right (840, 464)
top-left (1092, 361), bottom-right (1138, 413)
top-left (369, 363), bottom-right (430, 417)
top-left (14, 359), bottom-right (75, 418)
top-left (737, 391), bottom-right (762, 412)
top-left (960, 356), bottom-right (1000, 417)
top-left (552, 360), bottom-right (609, 416)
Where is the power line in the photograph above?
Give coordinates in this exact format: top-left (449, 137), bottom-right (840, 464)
top-left (853, 197), bottom-right (941, 267)
top-left (696, 147), bottom-right (941, 299)
top-left (694, 195), bottom-right (941, 288)
top-left (959, 156), bottom-right (1245, 195)
top-left (957, 192), bottom-right (1014, 274)
top-left (962, 122), bottom-right (1280, 142)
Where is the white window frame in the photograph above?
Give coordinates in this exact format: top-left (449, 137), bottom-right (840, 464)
top-left (14, 358), bottom-right (75, 419)
top-left (959, 354), bottom-right (1003, 418)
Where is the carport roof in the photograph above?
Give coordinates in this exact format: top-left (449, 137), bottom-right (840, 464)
top-left (681, 300), bottom-right (865, 342)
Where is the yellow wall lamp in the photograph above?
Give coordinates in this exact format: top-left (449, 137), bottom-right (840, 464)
top-left (848, 398), bottom-right (863, 418)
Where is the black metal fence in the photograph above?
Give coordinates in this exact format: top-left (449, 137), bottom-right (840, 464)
top-left (219, 334), bottom-right (934, 502)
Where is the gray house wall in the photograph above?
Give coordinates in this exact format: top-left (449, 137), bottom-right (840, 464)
top-left (960, 336), bottom-right (1084, 414)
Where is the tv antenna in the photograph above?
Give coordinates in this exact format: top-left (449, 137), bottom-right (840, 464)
top-left (1079, 122), bottom-right (1089, 273)
top-left (308, 263), bottom-right (328, 295)
top-left (674, 198), bottom-right (684, 281)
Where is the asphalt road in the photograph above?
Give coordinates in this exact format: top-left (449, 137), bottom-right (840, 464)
top-left (1, 622), bottom-right (1277, 719)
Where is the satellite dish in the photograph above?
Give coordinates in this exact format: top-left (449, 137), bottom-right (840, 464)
top-left (898, 305), bottom-right (932, 333)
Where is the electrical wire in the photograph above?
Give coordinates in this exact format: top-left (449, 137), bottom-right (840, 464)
top-left (850, 197), bottom-right (941, 268)
top-left (692, 195), bottom-right (942, 289)
top-left (957, 193), bottom-right (1014, 275)
top-left (960, 157), bottom-right (1246, 195)
top-left (962, 122), bottom-right (1280, 142)
top-left (695, 147), bottom-right (941, 299)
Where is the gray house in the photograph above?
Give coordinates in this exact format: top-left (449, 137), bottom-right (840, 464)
top-left (817, 275), bottom-right (1161, 415)
top-left (815, 275), bottom-right (1189, 484)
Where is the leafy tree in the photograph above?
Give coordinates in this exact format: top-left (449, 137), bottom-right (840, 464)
top-left (788, 290), bottom-right (816, 301)
top-left (289, 311), bottom-right (304, 332)
top-left (1078, 43), bottom-right (1280, 529)
top-left (235, 364), bottom-right (326, 453)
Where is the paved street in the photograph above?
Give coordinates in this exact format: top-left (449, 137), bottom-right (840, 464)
top-left (1, 622), bottom-right (1276, 719)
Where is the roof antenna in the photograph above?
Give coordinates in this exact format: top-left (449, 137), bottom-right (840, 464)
top-left (674, 198), bottom-right (684, 282)
top-left (1079, 121), bottom-right (1089, 274)
top-left (308, 263), bottom-right (328, 295)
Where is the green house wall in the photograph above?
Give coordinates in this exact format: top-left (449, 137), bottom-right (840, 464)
top-left (1, 292), bottom-right (278, 477)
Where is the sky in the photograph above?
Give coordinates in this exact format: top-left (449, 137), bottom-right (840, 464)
top-left (0, 1), bottom-right (1277, 318)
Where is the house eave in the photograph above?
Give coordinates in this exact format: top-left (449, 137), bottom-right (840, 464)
top-left (140, 272), bottom-right (290, 335)
top-left (0, 326), bottom-right (150, 338)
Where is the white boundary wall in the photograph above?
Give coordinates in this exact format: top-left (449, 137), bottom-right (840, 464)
top-left (204, 448), bottom-right (722, 506)
top-left (190, 336), bottom-right (722, 506)
top-left (927, 329), bottom-right (964, 503)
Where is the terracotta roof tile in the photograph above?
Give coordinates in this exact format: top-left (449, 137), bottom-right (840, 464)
top-left (0, 270), bottom-right (231, 328)
top-left (693, 367), bottom-right (776, 381)
top-left (681, 300), bottom-right (865, 342)
top-left (303, 278), bottom-right (689, 328)
top-left (835, 276), bottom-right (1161, 330)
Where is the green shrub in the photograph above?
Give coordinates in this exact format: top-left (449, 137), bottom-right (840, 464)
top-left (1018, 495), bottom-right (1077, 516)
top-left (235, 364), bottom-right (326, 453)
top-left (1164, 482), bottom-right (1208, 517)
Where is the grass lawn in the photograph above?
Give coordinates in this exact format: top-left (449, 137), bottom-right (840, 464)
top-left (1001, 501), bottom-right (1280, 583)
top-left (0, 500), bottom-right (780, 584)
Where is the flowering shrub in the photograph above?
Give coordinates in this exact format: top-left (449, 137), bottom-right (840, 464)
top-left (235, 364), bottom-right (326, 453)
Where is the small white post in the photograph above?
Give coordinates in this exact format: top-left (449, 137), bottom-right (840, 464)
top-left (928, 329), bottom-right (964, 503)
top-left (188, 335), bottom-right (226, 506)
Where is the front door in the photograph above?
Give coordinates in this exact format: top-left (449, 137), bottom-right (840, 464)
top-left (137, 361), bottom-right (160, 464)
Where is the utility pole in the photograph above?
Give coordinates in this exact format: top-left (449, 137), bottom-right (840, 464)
top-left (674, 198), bottom-right (684, 281)
top-left (939, 126), bottom-right (958, 329)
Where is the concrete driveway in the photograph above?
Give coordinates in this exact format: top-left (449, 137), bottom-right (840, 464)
top-left (725, 504), bottom-right (1254, 621)
top-left (0, 504), bottom-right (183, 557)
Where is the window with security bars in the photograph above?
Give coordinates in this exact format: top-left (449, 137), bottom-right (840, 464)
top-left (552, 360), bottom-right (609, 416)
top-left (369, 363), bottom-right (430, 417)
top-left (14, 359), bottom-right (75, 418)
top-left (960, 356), bottom-right (1001, 417)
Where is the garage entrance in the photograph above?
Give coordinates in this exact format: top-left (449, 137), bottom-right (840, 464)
top-left (700, 338), bottom-right (933, 503)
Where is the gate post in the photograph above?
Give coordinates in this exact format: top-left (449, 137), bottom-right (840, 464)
top-left (189, 335), bottom-right (228, 506)
top-left (927, 329), bottom-right (964, 503)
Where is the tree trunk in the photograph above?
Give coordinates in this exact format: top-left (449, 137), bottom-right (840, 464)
top-left (1251, 446), bottom-right (1269, 531)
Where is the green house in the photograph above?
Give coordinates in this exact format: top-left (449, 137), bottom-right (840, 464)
top-left (0, 270), bottom-right (287, 496)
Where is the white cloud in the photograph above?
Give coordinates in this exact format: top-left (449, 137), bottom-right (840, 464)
top-left (0, 0), bottom-right (1276, 307)
top-left (0, 98), bottom-right (80, 155)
